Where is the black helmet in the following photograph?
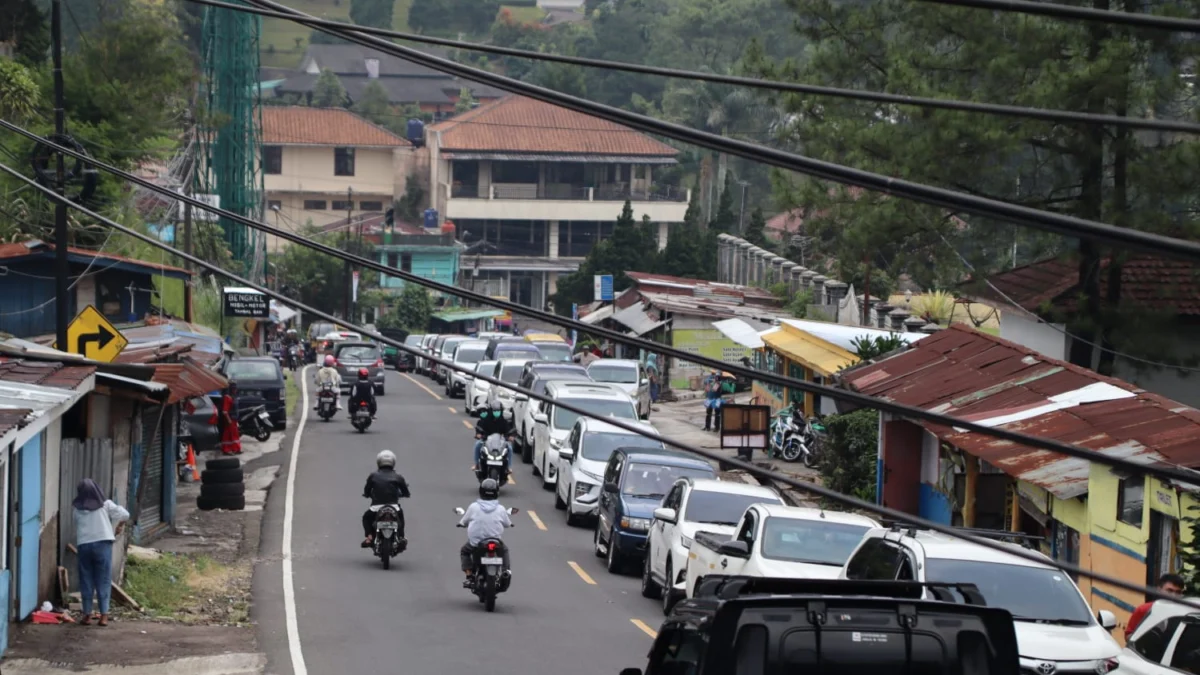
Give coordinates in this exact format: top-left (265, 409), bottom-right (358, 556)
top-left (489, 400), bottom-right (503, 415)
top-left (479, 478), bottom-right (499, 500)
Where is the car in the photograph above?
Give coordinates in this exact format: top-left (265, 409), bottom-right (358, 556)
top-left (839, 525), bottom-right (1122, 674)
top-left (396, 334), bottom-right (424, 372)
top-left (333, 341), bottom-right (386, 395)
top-left (425, 335), bottom-right (454, 379)
top-left (524, 333), bottom-right (572, 362)
top-left (555, 417), bottom-right (664, 527)
top-left (587, 359), bottom-right (652, 419)
top-left (484, 358), bottom-right (534, 413)
top-left (644, 478), bottom-right (784, 614)
top-left (435, 336), bottom-right (472, 385)
top-left (223, 357), bottom-right (288, 430)
top-left (593, 449), bottom-right (716, 574)
top-left (1122, 597), bottom-right (1200, 674)
top-left (483, 336), bottom-right (528, 360)
top-left (491, 342), bottom-right (543, 363)
top-left (465, 360), bottom-right (498, 416)
top-left (416, 334), bottom-right (439, 375)
top-left (530, 382), bottom-right (641, 489)
top-left (511, 362), bottom-right (592, 462)
top-left (445, 340), bottom-right (488, 397)
top-left (181, 395), bottom-right (221, 452)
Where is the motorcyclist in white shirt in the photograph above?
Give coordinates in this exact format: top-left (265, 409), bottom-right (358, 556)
top-left (314, 354), bottom-right (343, 410)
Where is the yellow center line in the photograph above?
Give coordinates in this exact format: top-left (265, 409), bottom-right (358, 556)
top-left (527, 510), bottom-right (546, 531)
top-left (567, 561), bottom-right (596, 585)
top-left (402, 373), bottom-right (442, 401)
top-left (631, 619), bottom-right (658, 639)
top-left (447, 406), bottom-right (456, 414)
top-left (462, 419), bottom-right (473, 429)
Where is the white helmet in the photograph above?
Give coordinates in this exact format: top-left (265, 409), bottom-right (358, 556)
top-left (376, 450), bottom-right (396, 469)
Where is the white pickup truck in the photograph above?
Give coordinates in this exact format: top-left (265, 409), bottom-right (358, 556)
top-left (682, 503), bottom-right (880, 599)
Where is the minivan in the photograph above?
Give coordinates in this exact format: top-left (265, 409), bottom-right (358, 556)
top-left (224, 356), bottom-right (288, 429)
top-left (531, 382), bottom-right (640, 488)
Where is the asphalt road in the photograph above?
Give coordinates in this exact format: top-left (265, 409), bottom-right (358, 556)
top-left (255, 368), bottom-right (664, 675)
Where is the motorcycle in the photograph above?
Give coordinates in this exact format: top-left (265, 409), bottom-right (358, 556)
top-left (368, 501), bottom-right (408, 569)
top-left (476, 433), bottom-right (511, 487)
top-left (351, 401), bottom-right (373, 433)
top-left (239, 405), bottom-right (273, 442)
top-left (454, 505), bottom-right (518, 612)
top-left (287, 344), bottom-right (300, 371)
top-left (769, 405), bottom-right (823, 468)
top-left (316, 383), bottom-right (338, 422)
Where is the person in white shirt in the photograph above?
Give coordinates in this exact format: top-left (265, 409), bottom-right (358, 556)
top-left (73, 478), bottom-right (129, 626)
top-left (314, 354), bottom-right (343, 410)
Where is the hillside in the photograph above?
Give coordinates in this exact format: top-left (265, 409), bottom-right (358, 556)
top-left (260, 0), bottom-right (413, 68)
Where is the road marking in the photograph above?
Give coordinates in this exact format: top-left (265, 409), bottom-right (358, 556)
top-left (527, 510), bottom-right (547, 531)
top-left (447, 406), bottom-right (456, 413)
top-left (462, 419), bottom-right (473, 429)
top-left (631, 619), bottom-right (658, 639)
top-left (402, 373), bottom-right (442, 400)
top-left (282, 365), bottom-right (310, 675)
top-left (567, 561), bottom-right (596, 585)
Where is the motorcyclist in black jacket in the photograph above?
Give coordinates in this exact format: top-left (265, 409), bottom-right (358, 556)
top-left (348, 367), bottom-right (377, 419)
top-left (361, 450), bottom-right (411, 548)
top-left (473, 400), bottom-right (514, 470)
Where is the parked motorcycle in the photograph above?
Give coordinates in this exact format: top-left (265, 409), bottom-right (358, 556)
top-left (454, 505), bottom-right (518, 612)
top-left (476, 433), bottom-right (511, 487)
top-left (368, 501), bottom-right (408, 569)
top-left (351, 401), bottom-right (373, 433)
top-left (317, 383), bottom-right (338, 422)
top-left (769, 405), bottom-right (824, 468)
top-left (239, 405), bottom-right (273, 442)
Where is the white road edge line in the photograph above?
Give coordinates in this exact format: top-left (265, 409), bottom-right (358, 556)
top-left (283, 365), bottom-right (311, 675)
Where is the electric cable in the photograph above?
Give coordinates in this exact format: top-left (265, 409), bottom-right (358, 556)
top-left (183, 0), bottom-right (1200, 134)
top-left (226, 0), bottom-right (1200, 262)
top-left (5, 155), bottom-right (1198, 615)
top-left (7, 122), bottom-right (1200, 486)
top-left (912, 0), bottom-right (1200, 32)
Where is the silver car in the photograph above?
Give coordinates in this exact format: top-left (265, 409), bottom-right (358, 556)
top-left (334, 342), bottom-right (386, 395)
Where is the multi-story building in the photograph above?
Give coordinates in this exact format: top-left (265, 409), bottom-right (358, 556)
top-left (260, 106), bottom-right (414, 237)
top-left (426, 96), bottom-right (691, 310)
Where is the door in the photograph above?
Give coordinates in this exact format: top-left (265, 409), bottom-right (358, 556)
top-left (533, 401), bottom-right (551, 469)
top-left (0, 447), bottom-right (10, 654)
top-left (136, 405), bottom-right (165, 542)
top-left (16, 433), bottom-right (41, 620)
top-left (653, 484), bottom-right (684, 578)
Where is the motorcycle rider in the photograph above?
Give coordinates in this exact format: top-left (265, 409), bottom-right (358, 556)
top-left (361, 450), bottom-right (411, 548)
top-left (348, 367), bottom-right (377, 419)
top-left (473, 400), bottom-right (514, 471)
top-left (314, 355), bottom-right (343, 411)
top-left (458, 478), bottom-right (512, 588)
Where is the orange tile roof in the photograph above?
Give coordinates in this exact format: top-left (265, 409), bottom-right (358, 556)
top-left (261, 106), bottom-right (410, 147)
top-left (430, 96), bottom-right (678, 156)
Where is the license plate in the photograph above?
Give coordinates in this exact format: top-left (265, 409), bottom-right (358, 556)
top-left (480, 558), bottom-right (503, 565)
top-left (378, 524), bottom-right (395, 532)
top-left (487, 460), bottom-right (503, 466)
top-left (258, 412), bottom-right (270, 421)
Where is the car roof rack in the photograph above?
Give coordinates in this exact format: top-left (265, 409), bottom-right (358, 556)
top-left (694, 576), bottom-right (988, 606)
top-left (881, 521), bottom-right (1045, 548)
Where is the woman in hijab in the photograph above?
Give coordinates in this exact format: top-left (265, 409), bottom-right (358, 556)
top-left (73, 479), bottom-right (129, 626)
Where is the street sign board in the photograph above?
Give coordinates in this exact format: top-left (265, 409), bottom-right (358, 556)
top-left (192, 193), bottom-right (220, 222)
top-left (222, 287), bottom-right (269, 318)
top-left (65, 305), bottom-right (128, 362)
top-left (593, 274), bottom-right (613, 302)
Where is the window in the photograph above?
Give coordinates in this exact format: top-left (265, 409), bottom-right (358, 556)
top-left (844, 538), bottom-right (901, 580)
top-left (303, 200), bottom-right (327, 210)
top-left (263, 146), bottom-right (282, 174)
top-left (1169, 623), bottom-right (1200, 673)
top-left (332, 200), bottom-right (354, 211)
top-left (923, 558), bottom-right (1093, 623)
top-left (581, 432), bottom-right (663, 461)
top-left (735, 511), bottom-right (758, 545)
top-left (1118, 477), bottom-right (1145, 526)
top-left (334, 147), bottom-right (355, 176)
top-left (360, 201), bottom-right (384, 212)
top-left (401, 253), bottom-right (412, 272)
top-left (267, 200), bottom-right (282, 211)
top-left (1134, 616), bottom-right (1183, 663)
top-left (759, 518), bottom-right (871, 567)
top-left (648, 628), bottom-right (705, 675)
top-left (387, 252), bottom-right (399, 268)
top-left (684, 491), bottom-right (783, 527)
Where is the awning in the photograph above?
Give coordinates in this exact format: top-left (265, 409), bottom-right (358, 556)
top-left (433, 308), bottom-right (507, 322)
top-left (611, 303), bottom-right (670, 336)
top-left (713, 319), bottom-right (766, 349)
top-left (96, 372), bottom-right (169, 400)
top-left (762, 328), bottom-right (858, 377)
top-left (579, 305), bottom-right (615, 324)
top-left (271, 299), bottom-right (298, 324)
top-left (150, 358), bottom-right (229, 404)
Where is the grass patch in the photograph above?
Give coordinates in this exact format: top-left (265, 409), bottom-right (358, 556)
top-left (123, 553), bottom-right (250, 623)
top-left (502, 5), bottom-right (546, 22)
top-left (285, 369), bottom-right (300, 416)
top-left (260, 0), bottom-right (413, 69)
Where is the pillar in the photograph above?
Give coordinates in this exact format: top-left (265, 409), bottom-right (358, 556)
top-left (825, 282), bottom-right (849, 315)
top-left (548, 271), bottom-right (559, 296)
top-left (770, 256), bottom-right (786, 286)
top-left (799, 270), bottom-right (815, 293)
top-left (811, 275), bottom-right (828, 305)
top-left (657, 221), bottom-right (669, 252)
top-left (737, 241), bottom-right (752, 285)
top-left (889, 308), bottom-right (910, 331)
top-left (548, 220), bottom-right (560, 259)
top-left (874, 303), bottom-right (894, 329)
top-left (717, 234), bottom-right (732, 282)
top-left (782, 261), bottom-right (797, 294)
top-left (904, 316), bottom-right (927, 333)
top-left (920, 322), bottom-right (941, 334)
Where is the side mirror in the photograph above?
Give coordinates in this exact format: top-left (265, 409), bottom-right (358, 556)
top-left (1098, 609), bottom-right (1117, 630)
top-left (640, 378), bottom-right (649, 386)
top-left (534, 413), bottom-right (549, 425)
top-left (717, 540), bottom-right (751, 558)
top-left (562, 449), bottom-right (577, 462)
top-left (653, 507), bottom-right (677, 524)
top-left (454, 507), bottom-right (465, 516)
top-left (603, 482), bottom-right (619, 493)
top-left (515, 393), bottom-right (528, 402)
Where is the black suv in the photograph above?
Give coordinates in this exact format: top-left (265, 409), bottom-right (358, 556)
top-left (619, 577), bottom-right (1019, 675)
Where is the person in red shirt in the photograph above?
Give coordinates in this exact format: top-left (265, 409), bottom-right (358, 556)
top-left (1126, 573), bottom-right (1185, 639)
top-left (209, 382), bottom-right (243, 456)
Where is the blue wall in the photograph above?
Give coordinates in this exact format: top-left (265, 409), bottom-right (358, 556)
top-left (378, 247), bottom-right (460, 290)
top-left (919, 484), bottom-right (953, 525)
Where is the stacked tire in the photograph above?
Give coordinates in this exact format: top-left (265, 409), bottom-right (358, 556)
top-left (197, 457), bottom-right (246, 511)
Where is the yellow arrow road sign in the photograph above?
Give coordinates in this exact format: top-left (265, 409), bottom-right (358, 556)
top-left (65, 305), bottom-right (128, 362)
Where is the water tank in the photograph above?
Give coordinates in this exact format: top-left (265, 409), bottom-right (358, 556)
top-left (406, 119), bottom-right (426, 148)
top-left (423, 207), bottom-right (439, 230)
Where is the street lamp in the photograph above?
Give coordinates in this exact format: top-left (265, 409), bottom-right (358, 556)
top-left (736, 180), bottom-right (750, 233)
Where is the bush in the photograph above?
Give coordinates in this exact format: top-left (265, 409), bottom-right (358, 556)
top-left (818, 409), bottom-right (879, 503)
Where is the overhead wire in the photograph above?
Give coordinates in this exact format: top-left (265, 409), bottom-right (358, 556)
top-left (911, 0), bottom-right (1200, 32)
top-left (182, 0), bottom-right (1200, 135)
top-left (206, 0), bottom-right (1200, 263)
top-left (8, 120), bottom-right (1200, 487)
top-left (5, 154), bottom-right (1199, 615)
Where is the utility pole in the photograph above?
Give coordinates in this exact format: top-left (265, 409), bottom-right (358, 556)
top-left (736, 181), bottom-right (749, 234)
top-left (51, 0), bottom-right (69, 351)
top-left (343, 186), bottom-right (353, 320)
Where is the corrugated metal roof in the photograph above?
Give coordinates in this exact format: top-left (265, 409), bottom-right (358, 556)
top-left (0, 360), bottom-right (95, 447)
top-left (638, 291), bottom-right (790, 323)
top-left (777, 318), bottom-right (926, 352)
top-left (0, 358), bottom-right (96, 389)
top-left (610, 302), bottom-right (671, 336)
top-left (580, 305), bottom-right (615, 324)
top-left (150, 358), bottom-right (229, 405)
top-left (842, 325), bottom-right (1200, 498)
top-left (763, 324), bottom-right (858, 376)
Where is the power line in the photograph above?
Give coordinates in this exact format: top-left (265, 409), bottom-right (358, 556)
top-left (6, 159), bottom-right (1200, 615)
top-left (186, 0), bottom-right (1200, 135)
top-left (10, 123), bottom-right (1200, 487)
top-left (228, 0), bottom-right (1200, 263)
top-left (912, 0), bottom-right (1200, 32)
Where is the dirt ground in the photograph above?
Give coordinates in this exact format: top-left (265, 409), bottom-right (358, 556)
top-left (3, 621), bottom-right (257, 667)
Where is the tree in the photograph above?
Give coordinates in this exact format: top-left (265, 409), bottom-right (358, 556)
top-left (709, 172), bottom-right (737, 235)
top-left (657, 189), bottom-right (705, 278)
top-left (0, 59), bottom-right (40, 122)
top-left (312, 69), bottom-right (347, 107)
top-left (350, 0), bottom-right (394, 29)
top-left (276, 226), bottom-right (379, 314)
top-left (383, 283), bottom-right (433, 332)
top-left (551, 201), bottom-right (658, 311)
top-left (396, 175), bottom-right (425, 223)
top-left (743, 206), bottom-right (769, 247)
top-left (454, 87), bottom-right (477, 114)
top-left (0, 0), bottom-right (49, 65)
top-left (849, 334), bottom-right (907, 362)
top-left (817, 409), bottom-right (879, 503)
top-left (408, 0), bottom-right (501, 36)
top-left (352, 80), bottom-right (394, 128)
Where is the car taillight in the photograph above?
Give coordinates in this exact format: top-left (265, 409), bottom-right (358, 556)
top-left (375, 359), bottom-right (383, 367)
top-left (487, 542), bottom-right (497, 552)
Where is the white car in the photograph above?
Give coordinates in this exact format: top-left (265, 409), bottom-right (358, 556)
top-left (416, 334), bottom-right (439, 375)
top-left (445, 340), bottom-right (488, 398)
top-left (485, 358), bottom-right (533, 412)
top-left (555, 417), bottom-right (663, 526)
top-left (1122, 598), bottom-right (1200, 674)
top-left (587, 359), bottom-right (651, 419)
top-left (465, 360), bottom-right (497, 415)
top-left (511, 363), bottom-right (592, 462)
top-left (531, 382), bottom-right (639, 489)
top-left (435, 336), bottom-right (471, 384)
top-left (840, 526), bottom-right (1122, 673)
top-left (643, 477), bottom-right (783, 614)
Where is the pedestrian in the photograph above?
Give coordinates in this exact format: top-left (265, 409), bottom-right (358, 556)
top-left (703, 370), bottom-right (724, 432)
top-left (646, 353), bottom-right (661, 403)
top-left (211, 382), bottom-right (242, 455)
top-left (1126, 573), bottom-right (1185, 639)
top-left (73, 479), bottom-right (129, 626)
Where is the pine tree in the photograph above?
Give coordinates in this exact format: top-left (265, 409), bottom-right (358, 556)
top-left (658, 190), bottom-right (705, 278)
top-left (312, 69), bottom-right (347, 107)
top-left (743, 206), bottom-right (769, 248)
top-left (352, 80), bottom-right (396, 131)
top-left (709, 172), bottom-right (737, 234)
top-left (350, 0), bottom-right (394, 29)
top-left (551, 201), bottom-right (658, 312)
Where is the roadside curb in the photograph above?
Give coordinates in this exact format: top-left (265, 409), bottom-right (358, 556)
top-left (0, 653), bottom-right (266, 675)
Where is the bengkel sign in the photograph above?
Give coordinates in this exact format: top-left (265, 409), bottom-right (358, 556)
top-left (222, 288), bottom-right (269, 318)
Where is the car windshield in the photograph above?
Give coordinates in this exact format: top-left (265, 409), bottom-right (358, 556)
top-left (623, 463), bottom-right (714, 498)
top-left (227, 361), bottom-right (280, 381)
top-left (337, 346), bottom-right (378, 360)
top-left (455, 347), bottom-right (486, 364)
top-left (533, 343), bottom-right (572, 362)
top-left (759, 518), bottom-right (870, 566)
top-left (684, 491), bottom-right (783, 526)
top-left (582, 432), bottom-right (664, 461)
top-left (589, 364), bottom-right (638, 384)
top-left (498, 364), bottom-right (524, 383)
top-left (923, 558), bottom-right (1093, 624)
top-left (476, 362), bottom-right (497, 376)
top-left (496, 346), bottom-right (541, 360)
top-left (553, 398), bottom-right (637, 430)
top-left (533, 373), bottom-right (591, 395)
top-left (441, 340), bottom-right (468, 356)
top-left (404, 335), bottom-right (423, 346)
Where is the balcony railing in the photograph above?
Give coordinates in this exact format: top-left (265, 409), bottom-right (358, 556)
top-left (448, 182), bottom-right (689, 203)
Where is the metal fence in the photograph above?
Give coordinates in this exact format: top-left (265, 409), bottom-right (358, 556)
top-left (58, 438), bottom-right (114, 593)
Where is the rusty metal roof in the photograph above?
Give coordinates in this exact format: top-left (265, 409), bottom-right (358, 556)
top-left (150, 358), bottom-right (228, 405)
top-left (0, 358), bottom-right (97, 389)
top-left (842, 324), bottom-right (1200, 498)
top-left (114, 342), bottom-right (195, 364)
top-left (0, 408), bottom-right (31, 438)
